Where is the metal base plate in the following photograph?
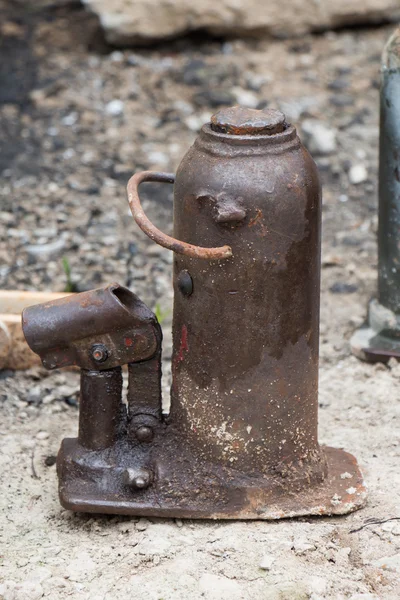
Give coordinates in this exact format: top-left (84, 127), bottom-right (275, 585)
top-left (350, 324), bottom-right (400, 363)
top-left (58, 440), bottom-right (366, 520)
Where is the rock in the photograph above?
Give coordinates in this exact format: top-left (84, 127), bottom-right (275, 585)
top-left (14, 581), bottom-right (44, 600)
top-left (301, 120), bottom-right (337, 155)
top-left (193, 89), bottom-right (235, 108)
top-left (82, 0), bottom-right (400, 45)
top-left (135, 518), bottom-right (150, 531)
top-left (0, 320), bottom-right (11, 368)
top-left (259, 553), bottom-right (275, 570)
top-left (330, 282), bottom-right (358, 294)
top-left (25, 238), bottom-right (66, 259)
top-left (232, 87), bottom-right (259, 108)
top-left (349, 164), bottom-right (368, 184)
top-left (263, 582), bottom-right (309, 600)
top-left (0, 580), bottom-right (16, 600)
top-left (349, 595), bottom-right (380, 600)
top-left (185, 112), bottom-right (212, 132)
top-left (105, 99), bottom-right (124, 116)
top-left (308, 576), bottom-right (327, 596)
top-left (374, 553), bottom-right (400, 572)
top-left (138, 537), bottom-right (172, 556)
top-left (293, 540), bottom-right (316, 555)
top-left (66, 551), bottom-right (97, 582)
top-left (199, 574), bottom-right (242, 600)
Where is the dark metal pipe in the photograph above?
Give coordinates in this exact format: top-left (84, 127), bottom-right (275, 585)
top-left (79, 368), bottom-right (123, 450)
top-left (378, 28), bottom-right (400, 314)
top-left (351, 28), bottom-right (400, 361)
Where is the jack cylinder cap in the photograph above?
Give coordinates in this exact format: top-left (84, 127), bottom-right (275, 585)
top-left (210, 106), bottom-right (286, 136)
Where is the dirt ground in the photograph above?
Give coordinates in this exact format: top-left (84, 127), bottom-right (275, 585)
top-left (0, 4), bottom-right (400, 599)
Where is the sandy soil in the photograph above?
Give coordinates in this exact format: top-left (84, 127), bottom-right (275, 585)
top-left (0, 4), bottom-right (400, 599)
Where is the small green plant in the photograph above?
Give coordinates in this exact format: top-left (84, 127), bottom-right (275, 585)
top-left (154, 302), bottom-right (170, 324)
top-left (62, 256), bottom-right (76, 293)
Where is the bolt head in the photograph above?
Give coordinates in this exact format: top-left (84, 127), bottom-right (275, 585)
top-left (136, 425), bottom-right (154, 443)
top-left (134, 476), bottom-right (147, 489)
top-left (177, 270), bottom-right (193, 296)
top-left (91, 343), bottom-right (109, 363)
top-left (123, 467), bottom-right (152, 490)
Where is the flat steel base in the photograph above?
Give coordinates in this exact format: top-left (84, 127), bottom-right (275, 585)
top-left (350, 324), bottom-right (400, 363)
top-left (58, 440), bottom-right (366, 520)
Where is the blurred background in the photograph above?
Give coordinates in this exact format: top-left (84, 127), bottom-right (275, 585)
top-left (1, 0), bottom-right (400, 362)
top-left (2, 0), bottom-right (400, 375)
top-left (0, 0), bottom-right (399, 301)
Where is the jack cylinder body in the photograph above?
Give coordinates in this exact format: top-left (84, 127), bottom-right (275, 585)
top-left (170, 110), bottom-right (324, 479)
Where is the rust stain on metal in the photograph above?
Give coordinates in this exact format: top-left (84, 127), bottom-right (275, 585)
top-left (211, 106), bottom-right (287, 136)
top-left (175, 324), bottom-right (189, 364)
top-left (23, 106), bottom-right (366, 520)
top-left (127, 171), bottom-right (232, 260)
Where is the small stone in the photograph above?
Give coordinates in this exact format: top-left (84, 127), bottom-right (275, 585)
top-left (110, 50), bottom-right (124, 62)
top-left (61, 112), bottom-right (78, 126)
top-left (146, 150), bottom-right (168, 166)
top-left (349, 595), bottom-right (381, 600)
top-left (387, 357), bottom-right (399, 369)
top-left (346, 487), bottom-right (357, 495)
top-left (340, 472), bottom-right (353, 479)
top-left (193, 89), bottom-right (235, 108)
top-left (66, 551), bottom-right (96, 582)
top-left (349, 164), bottom-right (368, 184)
top-left (374, 553), bottom-right (400, 572)
top-left (308, 576), bottom-right (327, 596)
top-left (14, 581), bottom-right (44, 600)
top-left (330, 282), bottom-right (358, 294)
top-left (135, 518), bottom-right (150, 531)
top-left (330, 94), bottom-right (354, 107)
top-left (331, 493), bottom-right (342, 506)
top-left (138, 537), bottom-right (171, 556)
top-left (36, 431), bottom-right (49, 440)
top-left (42, 577), bottom-right (68, 592)
top-left (301, 119), bottom-right (337, 155)
top-left (25, 238), bottom-right (66, 258)
top-left (28, 567), bottom-right (52, 584)
top-left (232, 87), bottom-right (259, 108)
top-left (392, 522), bottom-right (400, 535)
top-left (182, 59), bottom-right (208, 85)
top-left (105, 99), bottom-right (124, 116)
top-left (44, 455), bottom-right (57, 467)
top-left (0, 580), bottom-right (16, 599)
top-left (263, 582), bottom-right (309, 600)
top-left (259, 554), bottom-right (275, 570)
top-left (199, 574), bottom-right (242, 600)
top-left (185, 112), bottom-right (212, 131)
top-left (328, 78), bottom-right (349, 91)
top-left (293, 540), bottom-right (316, 555)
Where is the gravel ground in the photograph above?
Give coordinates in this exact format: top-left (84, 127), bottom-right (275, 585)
top-left (1, 4), bottom-right (400, 599)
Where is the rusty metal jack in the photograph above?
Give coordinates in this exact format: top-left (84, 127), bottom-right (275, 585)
top-left (351, 28), bottom-right (400, 362)
top-left (23, 107), bottom-right (366, 519)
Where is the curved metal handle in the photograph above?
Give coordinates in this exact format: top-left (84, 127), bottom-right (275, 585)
top-left (127, 171), bottom-right (232, 260)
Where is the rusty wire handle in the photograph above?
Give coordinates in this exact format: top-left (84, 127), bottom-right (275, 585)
top-left (127, 171), bottom-right (232, 260)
